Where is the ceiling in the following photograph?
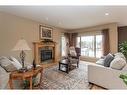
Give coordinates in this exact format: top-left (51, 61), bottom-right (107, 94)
top-left (0, 6), bottom-right (127, 30)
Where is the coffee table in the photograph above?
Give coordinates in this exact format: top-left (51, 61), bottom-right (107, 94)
top-left (59, 59), bottom-right (70, 73)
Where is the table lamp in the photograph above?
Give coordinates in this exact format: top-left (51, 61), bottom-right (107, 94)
top-left (12, 38), bottom-right (31, 72)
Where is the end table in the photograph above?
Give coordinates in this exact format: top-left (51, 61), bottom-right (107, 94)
top-left (9, 66), bottom-right (43, 89)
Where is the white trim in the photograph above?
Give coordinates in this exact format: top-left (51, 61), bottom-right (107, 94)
top-left (78, 31), bottom-right (101, 36)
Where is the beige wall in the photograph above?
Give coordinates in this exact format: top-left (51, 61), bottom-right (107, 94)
top-left (68, 23), bottom-right (118, 62)
top-left (0, 12), bottom-right (66, 63)
top-left (0, 12), bottom-right (118, 63)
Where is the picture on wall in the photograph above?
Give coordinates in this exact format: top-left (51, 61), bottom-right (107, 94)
top-left (39, 25), bottom-right (53, 40)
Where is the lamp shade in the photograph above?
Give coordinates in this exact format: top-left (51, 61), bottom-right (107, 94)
top-left (12, 39), bottom-right (31, 51)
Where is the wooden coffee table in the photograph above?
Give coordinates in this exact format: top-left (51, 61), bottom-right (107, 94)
top-left (59, 59), bottom-right (70, 73)
top-left (9, 66), bottom-right (43, 89)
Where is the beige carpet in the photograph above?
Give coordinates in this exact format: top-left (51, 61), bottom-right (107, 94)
top-left (40, 62), bottom-right (91, 89)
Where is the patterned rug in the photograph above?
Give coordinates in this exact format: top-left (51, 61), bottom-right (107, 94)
top-left (39, 63), bottom-right (91, 89)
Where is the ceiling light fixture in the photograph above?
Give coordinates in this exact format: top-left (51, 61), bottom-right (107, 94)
top-left (105, 13), bottom-right (109, 16)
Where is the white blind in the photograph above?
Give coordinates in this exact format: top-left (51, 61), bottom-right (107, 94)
top-left (78, 31), bottom-right (102, 36)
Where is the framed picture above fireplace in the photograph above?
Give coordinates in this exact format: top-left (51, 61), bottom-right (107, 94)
top-left (39, 25), bottom-right (53, 40)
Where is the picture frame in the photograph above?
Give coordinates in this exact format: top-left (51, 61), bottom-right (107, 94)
top-left (39, 25), bottom-right (53, 40)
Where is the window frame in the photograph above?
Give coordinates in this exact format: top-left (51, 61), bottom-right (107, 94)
top-left (77, 34), bottom-right (103, 58)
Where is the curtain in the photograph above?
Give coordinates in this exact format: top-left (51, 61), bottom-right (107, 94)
top-left (64, 33), bottom-right (78, 47)
top-left (102, 29), bottom-right (110, 56)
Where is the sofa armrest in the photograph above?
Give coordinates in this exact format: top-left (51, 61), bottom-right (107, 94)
top-left (88, 64), bottom-right (127, 89)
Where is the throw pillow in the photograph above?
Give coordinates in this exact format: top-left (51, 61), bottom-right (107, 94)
top-left (69, 47), bottom-right (77, 56)
top-left (96, 58), bottom-right (104, 66)
top-left (0, 56), bottom-right (17, 72)
top-left (114, 52), bottom-right (126, 61)
top-left (110, 58), bottom-right (126, 70)
top-left (103, 53), bottom-right (114, 67)
top-left (9, 56), bottom-right (22, 70)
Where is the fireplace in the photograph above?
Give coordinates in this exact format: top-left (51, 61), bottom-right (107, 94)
top-left (40, 49), bottom-right (52, 62)
top-left (33, 41), bottom-right (56, 65)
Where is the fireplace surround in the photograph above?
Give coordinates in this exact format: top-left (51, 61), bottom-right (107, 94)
top-left (33, 41), bottom-right (56, 65)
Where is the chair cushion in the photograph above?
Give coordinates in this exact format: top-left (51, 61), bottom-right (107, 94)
top-left (110, 58), bottom-right (126, 70)
top-left (69, 57), bottom-right (78, 64)
top-left (69, 47), bottom-right (77, 56)
top-left (103, 53), bottom-right (114, 67)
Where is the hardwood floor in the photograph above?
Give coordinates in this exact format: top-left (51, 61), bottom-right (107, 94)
top-left (90, 83), bottom-right (106, 90)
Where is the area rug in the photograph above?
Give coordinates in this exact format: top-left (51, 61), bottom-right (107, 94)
top-left (40, 63), bottom-right (91, 89)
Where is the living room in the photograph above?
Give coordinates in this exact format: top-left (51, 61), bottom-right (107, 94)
top-left (0, 5), bottom-right (127, 91)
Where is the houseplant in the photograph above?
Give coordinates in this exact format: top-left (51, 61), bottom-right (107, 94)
top-left (120, 74), bottom-right (127, 85)
top-left (119, 41), bottom-right (127, 58)
top-left (119, 41), bottom-right (127, 85)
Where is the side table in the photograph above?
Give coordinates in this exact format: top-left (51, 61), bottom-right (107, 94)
top-left (9, 66), bottom-right (43, 89)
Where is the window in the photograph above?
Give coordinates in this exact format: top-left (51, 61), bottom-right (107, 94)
top-left (76, 37), bottom-right (80, 48)
top-left (81, 36), bottom-right (94, 57)
top-left (96, 35), bottom-right (103, 58)
top-left (77, 34), bottom-right (103, 58)
top-left (61, 36), bottom-right (66, 56)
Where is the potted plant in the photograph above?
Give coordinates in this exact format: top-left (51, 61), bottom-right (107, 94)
top-left (23, 77), bottom-right (36, 89)
top-left (119, 41), bottom-right (127, 58)
top-left (119, 41), bottom-right (127, 86)
top-left (120, 74), bottom-right (127, 85)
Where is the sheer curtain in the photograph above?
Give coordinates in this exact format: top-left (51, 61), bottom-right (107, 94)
top-left (102, 29), bottom-right (110, 56)
top-left (64, 33), bottom-right (78, 47)
top-left (64, 33), bottom-right (78, 56)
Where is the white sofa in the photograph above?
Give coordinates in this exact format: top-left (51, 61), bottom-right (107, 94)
top-left (88, 64), bottom-right (127, 89)
top-left (0, 66), bottom-right (10, 89)
top-left (0, 66), bottom-right (23, 89)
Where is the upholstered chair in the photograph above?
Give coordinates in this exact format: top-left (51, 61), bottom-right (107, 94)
top-left (68, 47), bottom-right (81, 67)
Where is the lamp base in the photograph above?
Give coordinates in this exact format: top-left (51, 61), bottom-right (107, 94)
top-left (18, 67), bottom-right (28, 73)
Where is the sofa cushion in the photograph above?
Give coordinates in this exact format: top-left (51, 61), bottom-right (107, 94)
top-left (9, 56), bottom-right (22, 70)
top-left (0, 56), bottom-right (17, 72)
top-left (110, 58), bottom-right (126, 70)
top-left (96, 58), bottom-right (104, 66)
top-left (103, 53), bottom-right (114, 67)
top-left (114, 52), bottom-right (126, 61)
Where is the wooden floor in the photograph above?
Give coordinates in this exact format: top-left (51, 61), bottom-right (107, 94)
top-left (90, 84), bottom-right (106, 90)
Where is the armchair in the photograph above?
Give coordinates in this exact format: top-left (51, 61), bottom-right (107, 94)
top-left (68, 47), bottom-right (81, 67)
